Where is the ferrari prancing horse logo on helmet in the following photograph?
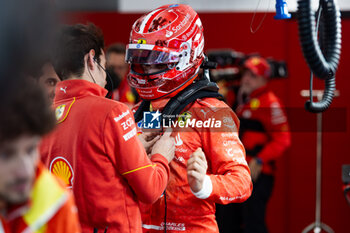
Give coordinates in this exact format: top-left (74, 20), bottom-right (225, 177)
top-left (49, 157), bottom-right (74, 188)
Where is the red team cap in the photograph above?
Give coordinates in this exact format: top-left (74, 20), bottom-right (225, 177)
top-left (244, 56), bottom-right (271, 79)
top-left (126, 4), bottom-right (205, 100)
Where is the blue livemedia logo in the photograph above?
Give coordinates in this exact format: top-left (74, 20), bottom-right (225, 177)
top-left (143, 110), bottom-right (162, 129)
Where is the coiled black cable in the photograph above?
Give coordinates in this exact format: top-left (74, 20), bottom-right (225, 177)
top-left (305, 75), bottom-right (336, 113)
top-left (297, 0), bottom-right (341, 113)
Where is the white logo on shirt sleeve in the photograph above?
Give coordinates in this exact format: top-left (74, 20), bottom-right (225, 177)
top-left (121, 117), bottom-right (134, 131)
top-left (114, 110), bottom-right (130, 122)
top-left (123, 128), bottom-right (137, 141)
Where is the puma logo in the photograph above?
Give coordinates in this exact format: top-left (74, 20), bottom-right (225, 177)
top-left (60, 87), bottom-right (67, 93)
top-left (200, 109), bottom-right (210, 118)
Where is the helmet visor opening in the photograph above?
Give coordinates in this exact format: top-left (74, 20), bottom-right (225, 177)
top-left (131, 63), bottom-right (175, 76)
top-left (127, 73), bottom-right (166, 88)
top-left (126, 44), bottom-right (180, 65)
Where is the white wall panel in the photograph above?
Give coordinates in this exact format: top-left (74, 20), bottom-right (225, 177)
top-left (56, 0), bottom-right (350, 12)
top-left (119, 0), bottom-right (350, 13)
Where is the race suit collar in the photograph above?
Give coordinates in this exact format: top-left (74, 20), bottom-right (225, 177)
top-left (54, 79), bottom-right (108, 101)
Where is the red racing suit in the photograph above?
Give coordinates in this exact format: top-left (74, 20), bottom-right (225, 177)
top-left (235, 86), bottom-right (291, 175)
top-left (40, 79), bottom-right (170, 233)
top-left (0, 162), bottom-right (81, 233)
top-left (134, 97), bottom-right (252, 233)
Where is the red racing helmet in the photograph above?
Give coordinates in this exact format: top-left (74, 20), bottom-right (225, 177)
top-left (126, 4), bottom-right (204, 100)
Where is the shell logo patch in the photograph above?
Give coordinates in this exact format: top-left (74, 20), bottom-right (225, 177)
top-left (55, 105), bottom-right (66, 120)
top-left (137, 38), bottom-right (146, 44)
top-left (49, 157), bottom-right (74, 188)
top-left (178, 111), bottom-right (192, 123)
top-left (250, 98), bottom-right (260, 110)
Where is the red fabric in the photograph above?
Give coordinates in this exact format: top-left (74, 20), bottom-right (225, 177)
top-left (235, 86), bottom-right (291, 174)
top-left (0, 163), bottom-right (81, 233)
top-left (40, 79), bottom-right (170, 233)
top-left (134, 97), bottom-right (252, 233)
top-left (112, 77), bottom-right (136, 106)
top-left (0, 216), bottom-right (10, 233)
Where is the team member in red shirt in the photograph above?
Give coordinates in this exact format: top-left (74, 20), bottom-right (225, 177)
top-left (126, 4), bottom-right (253, 232)
top-left (0, 77), bottom-right (81, 233)
top-left (106, 43), bottom-right (138, 106)
top-left (216, 56), bottom-right (291, 233)
top-left (40, 24), bottom-right (175, 233)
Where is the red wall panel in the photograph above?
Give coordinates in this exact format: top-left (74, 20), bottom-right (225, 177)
top-left (63, 11), bottom-right (350, 233)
